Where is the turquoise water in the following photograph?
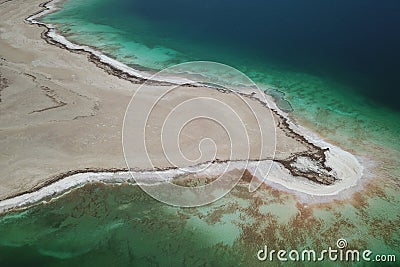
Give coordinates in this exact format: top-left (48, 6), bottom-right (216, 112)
top-left (1, 0), bottom-right (399, 265)
top-left (41, 0), bottom-right (400, 153)
top-left (1, 183), bottom-right (399, 266)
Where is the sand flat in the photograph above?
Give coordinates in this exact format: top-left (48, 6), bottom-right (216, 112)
top-left (0, 0), bottom-right (362, 204)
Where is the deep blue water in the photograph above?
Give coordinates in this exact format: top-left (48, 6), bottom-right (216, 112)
top-left (92, 0), bottom-right (400, 110)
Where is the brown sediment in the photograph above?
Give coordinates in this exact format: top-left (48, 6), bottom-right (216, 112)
top-left (11, 172), bottom-right (393, 266)
top-left (27, 1), bottom-right (175, 86)
top-left (0, 167), bottom-right (128, 202)
top-left (272, 109), bottom-right (336, 185)
top-left (0, 0), bottom-right (12, 5)
top-left (0, 72), bottom-right (9, 103)
top-left (20, 71), bottom-right (99, 120)
top-left (210, 95), bottom-right (338, 185)
top-left (0, 160), bottom-right (245, 202)
top-left (171, 173), bottom-right (393, 265)
top-left (29, 86), bottom-right (67, 113)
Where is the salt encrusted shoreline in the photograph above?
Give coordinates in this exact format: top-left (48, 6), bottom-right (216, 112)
top-left (0, 0), bottom-right (365, 213)
top-left (0, 155), bottom-right (364, 213)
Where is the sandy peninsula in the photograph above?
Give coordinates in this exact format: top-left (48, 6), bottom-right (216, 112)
top-left (0, 0), bottom-right (363, 211)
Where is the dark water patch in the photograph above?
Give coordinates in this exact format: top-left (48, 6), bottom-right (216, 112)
top-left (80, 0), bottom-right (400, 111)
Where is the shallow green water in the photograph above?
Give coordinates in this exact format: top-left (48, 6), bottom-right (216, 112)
top-left (1, 0), bottom-right (399, 266)
top-left (1, 183), bottom-right (399, 266)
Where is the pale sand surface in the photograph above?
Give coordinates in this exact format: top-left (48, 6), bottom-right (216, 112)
top-left (0, 0), bottom-right (363, 208)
